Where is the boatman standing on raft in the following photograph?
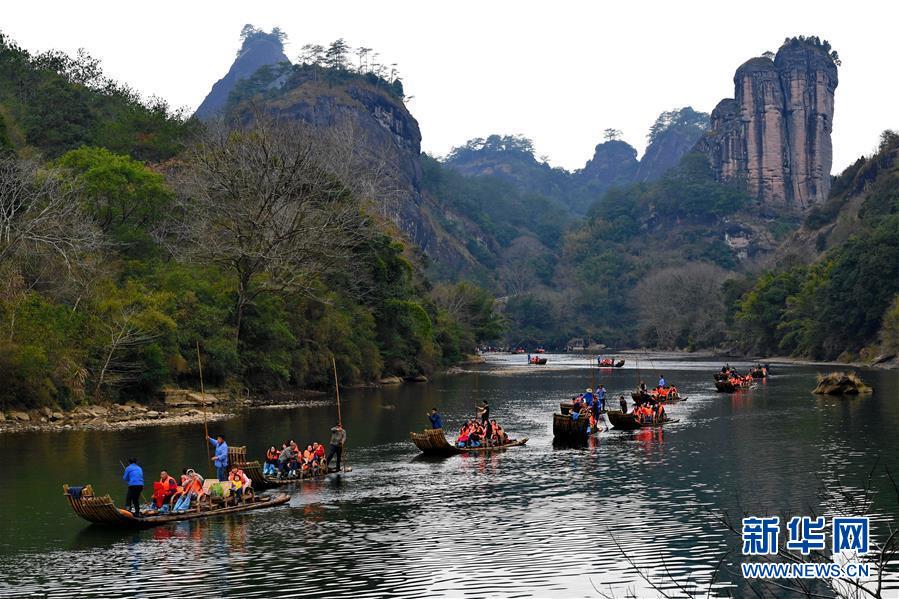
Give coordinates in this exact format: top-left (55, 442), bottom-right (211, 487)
top-left (208, 434), bottom-right (229, 480)
top-left (428, 408), bottom-right (443, 429)
top-left (326, 424), bottom-right (347, 472)
top-left (122, 457), bottom-right (144, 517)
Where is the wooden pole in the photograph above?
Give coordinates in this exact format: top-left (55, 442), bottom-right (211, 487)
top-left (332, 355), bottom-right (342, 428)
top-left (197, 340), bottom-right (213, 477)
top-left (332, 355), bottom-right (345, 472)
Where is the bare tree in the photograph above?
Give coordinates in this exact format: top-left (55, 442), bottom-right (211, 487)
top-left (634, 263), bottom-right (728, 349)
top-left (172, 116), bottom-right (371, 343)
top-left (91, 308), bottom-right (157, 399)
top-left (0, 157), bottom-right (102, 272)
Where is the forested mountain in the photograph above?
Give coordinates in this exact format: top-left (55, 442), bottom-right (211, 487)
top-left (1, 24), bottom-right (894, 416)
top-left (0, 29), bottom-right (500, 411)
top-left (728, 130), bottom-right (899, 362)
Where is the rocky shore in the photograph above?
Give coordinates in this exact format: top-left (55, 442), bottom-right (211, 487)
top-left (0, 388), bottom-right (234, 434)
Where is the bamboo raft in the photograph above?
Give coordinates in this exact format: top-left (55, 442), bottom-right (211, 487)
top-left (598, 359), bottom-right (625, 368)
top-left (227, 446), bottom-right (348, 489)
top-left (410, 428), bottom-right (528, 456)
top-left (62, 484), bottom-right (289, 528)
top-left (608, 411), bottom-right (679, 431)
top-left (631, 390), bottom-right (687, 403)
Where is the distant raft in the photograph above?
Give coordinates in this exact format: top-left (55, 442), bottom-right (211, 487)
top-left (598, 358), bottom-right (625, 367)
top-left (63, 484), bottom-right (289, 529)
top-left (410, 428), bottom-right (527, 456)
top-left (529, 357), bottom-right (548, 365)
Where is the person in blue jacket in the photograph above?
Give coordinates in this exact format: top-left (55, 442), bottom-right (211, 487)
top-left (208, 434), bottom-right (229, 480)
top-left (122, 457), bottom-right (144, 517)
top-left (428, 408), bottom-right (443, 429)
top-left (658, 375), bottom-right (666, 388)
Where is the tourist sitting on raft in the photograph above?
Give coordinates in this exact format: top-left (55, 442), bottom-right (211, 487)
top-left (144, 468), bottom-right (205, 514)
top-left (228, 466), bottom-right (252, 500)
top-left (274, 439), bottom-right (329, 479)
top-left (455, 419), bottom-right (510, 448)
top-left (631, 401), bottom-right (667, 425)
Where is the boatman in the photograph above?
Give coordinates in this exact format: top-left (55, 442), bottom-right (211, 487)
top-left (619, 395), bottom-right (628, 413)
top-left (596, 384), bottom-right (607, 412)
top-left (208, 434), bottom-right (229, 480)
top-left (478, 400), bottom-right (490, 424)
top-left (122, 457), bottom-right (144, 517)
top-left (658, 374), bottom-right (666, 388)
top-left (326, 424), bottom-right (347, 472)
top-left (428, 408), bottom-right (443, 429)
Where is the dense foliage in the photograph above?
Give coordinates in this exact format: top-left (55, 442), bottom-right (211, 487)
top-left (731, 131), bottom-right (899, 360)
top-left (0, 35), bottom-right (500, 411)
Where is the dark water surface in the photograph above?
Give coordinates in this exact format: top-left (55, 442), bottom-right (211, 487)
top-left (1, 354), bottom-right (898, 597)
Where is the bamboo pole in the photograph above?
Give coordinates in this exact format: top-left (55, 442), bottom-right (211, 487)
top-left (332, 355), bottom-right (342, 428)
top-left (332, 355), bottom-right (345, 472)
top-left (197, 340), bottom-right (213, 477)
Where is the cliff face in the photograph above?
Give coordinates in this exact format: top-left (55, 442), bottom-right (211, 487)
top-left (636, 115), bottom-right (709, 182)
top-left (698, 38), bottom-right (838, 211)
top-left (195, 32), bottom-right (289, 120)
top-left (271, 76), bottom-right (431, 251)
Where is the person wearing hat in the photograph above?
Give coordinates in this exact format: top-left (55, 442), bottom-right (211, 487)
top-left (583, 388), bottom-right (595, 408)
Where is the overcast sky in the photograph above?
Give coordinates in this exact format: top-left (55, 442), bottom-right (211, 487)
top-left (4, 1), bottom-right (897, 172)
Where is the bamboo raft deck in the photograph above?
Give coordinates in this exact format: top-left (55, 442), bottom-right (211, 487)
top-left (608, 411), bottom-right (679, 431)
top-left (410, 428), bottom-right (527, 456)
top-left (63, 484), bottom-right (289, 528)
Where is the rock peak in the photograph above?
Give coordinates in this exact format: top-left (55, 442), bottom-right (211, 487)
top-left (697, 36), bottom-right (839, 211)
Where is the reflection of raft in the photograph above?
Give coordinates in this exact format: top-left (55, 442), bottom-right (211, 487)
top-left (63, 484), bottom-right (289, 529)
top-left (409, 428), bottom-right (528, 456)
top-left (608, 411), bottom-right (678, 431)
top-left (715, 379), bottom-right (751, 393)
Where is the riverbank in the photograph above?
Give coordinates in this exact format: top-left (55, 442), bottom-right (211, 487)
top-left (0, 363), bottom-right (454, 434)
top-left (0, 401), bottom-right (236, 434)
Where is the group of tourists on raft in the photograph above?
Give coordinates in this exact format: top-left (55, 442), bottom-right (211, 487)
top-left (635, 375), bottom-right (679, 402)
top-left (715, 363), bottom-right (768, 388)
top-left (148, 465), bottom-right (252, 515)
top-left (425, 401), bottom-right (511, 448)
top-left (119, 434), bottom-right (251, 518)
top-left (569, 385), bottom-right (611, 432)
top-left (263, 424), bottom-right (347, 480)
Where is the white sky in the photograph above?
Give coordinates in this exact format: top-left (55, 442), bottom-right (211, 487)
top-left (4, 1), bottom-right (897, 172)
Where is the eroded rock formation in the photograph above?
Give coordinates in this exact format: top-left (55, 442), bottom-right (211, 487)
top-left (698, 38), bottom-right (839, 210)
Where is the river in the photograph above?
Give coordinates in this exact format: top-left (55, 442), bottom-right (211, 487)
top-left (0, 354), bottom-right (897, 597)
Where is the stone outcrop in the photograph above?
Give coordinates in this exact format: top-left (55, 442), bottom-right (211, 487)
top-left (576, 140), bottom-right (638, 192)
top-left (697, 38), bottom-right (838, 211)
top-left (195, 29), bottom-right (289, 120)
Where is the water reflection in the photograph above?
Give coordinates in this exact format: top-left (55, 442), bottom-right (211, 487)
top-left (0, 355), bottom-right (897, 597)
